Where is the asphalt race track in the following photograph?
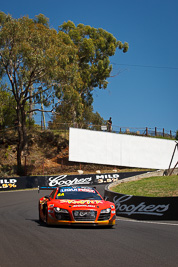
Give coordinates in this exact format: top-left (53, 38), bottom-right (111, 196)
top-left (0, 185), bottom-right (178, 267)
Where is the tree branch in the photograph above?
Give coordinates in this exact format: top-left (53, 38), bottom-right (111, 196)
top-left (27, 108), bottom-right (54, 114)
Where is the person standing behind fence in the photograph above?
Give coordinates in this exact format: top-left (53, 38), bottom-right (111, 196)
top-left (107, 117), bottom-right (112, 132)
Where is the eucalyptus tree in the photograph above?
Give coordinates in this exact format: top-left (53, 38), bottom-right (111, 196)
top-left (0, 12), bottom-right (79, 173)
top-left (58, 21), bottom-right (129, 122)
top-left (0, 81), bottom-right (16, 129)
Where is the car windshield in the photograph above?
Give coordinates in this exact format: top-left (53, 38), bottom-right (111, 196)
top-left (55, 187), bottom-right (102, 200)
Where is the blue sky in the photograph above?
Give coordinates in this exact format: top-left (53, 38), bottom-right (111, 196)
top-left (1, 0), bottom-right (178, 133)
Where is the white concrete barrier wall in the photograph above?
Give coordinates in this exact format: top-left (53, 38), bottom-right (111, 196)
top-left (69, 128), bottom-right (178, 169)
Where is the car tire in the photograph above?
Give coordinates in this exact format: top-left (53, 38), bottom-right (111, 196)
top-left (45, 206), bottom-right (49, 225)
top-left (38, 204), bottom-right (43, 222)
top-left (107, 225), bottom-right (114, 229)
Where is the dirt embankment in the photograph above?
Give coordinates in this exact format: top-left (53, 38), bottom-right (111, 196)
top-left (0, 129), bottom-right (129, 177)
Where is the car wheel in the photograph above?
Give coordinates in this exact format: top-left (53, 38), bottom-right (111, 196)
top-left (107, 225), bottom-right (114, 229)
top-left (38, 204), bottom-right (43, 222)
top-left (45, 206), bottom-right (49, 225)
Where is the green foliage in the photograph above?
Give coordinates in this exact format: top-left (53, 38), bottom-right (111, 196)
top-left (0, 82), bottom-right (16, 129)
top-left (0, 164), bottom-right (15, 177)
top-left (49, 103), bottom-right (106, 130)
top-left (0, 12), bottom-right (128, 172)
top-left (81, 106), bottom-right (106, 130)
top-left (0, 12), bottom-right (79, 109)
top-left (4, 145), bottom-right (12, 159)
top-left (0, 12), bottom-right (79, 171)
top-left (54, 20), bottom-right (129, 124)
top-left (34, 14), bottom-right (49, 27)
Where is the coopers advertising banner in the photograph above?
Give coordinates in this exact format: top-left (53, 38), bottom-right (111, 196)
top-left (104, 187), bottom-right (178, 220)
top-left (0, 171), bottom-right (146, 191)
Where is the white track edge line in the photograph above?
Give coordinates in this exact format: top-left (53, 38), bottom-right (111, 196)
top-left (116, 217), bottom-right (178, 226)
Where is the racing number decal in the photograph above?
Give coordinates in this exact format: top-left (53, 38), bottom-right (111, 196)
top-left (57, 193), bottom-right (64, 197)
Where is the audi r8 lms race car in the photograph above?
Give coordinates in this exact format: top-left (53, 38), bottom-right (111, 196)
top-left (39, 186), bottom-right (116, 227)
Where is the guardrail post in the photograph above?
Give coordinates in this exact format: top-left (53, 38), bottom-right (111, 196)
top-left (155, 127), bottom-right (157, 136)
top-left (146, 127), bottom-right (148, 136)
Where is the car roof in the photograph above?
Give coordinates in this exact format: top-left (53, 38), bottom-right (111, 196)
top-left (57, 186), bottom-right (96, 190)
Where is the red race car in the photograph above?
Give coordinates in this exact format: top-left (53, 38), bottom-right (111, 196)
top-left (39, 186), bottom-right (116, 227)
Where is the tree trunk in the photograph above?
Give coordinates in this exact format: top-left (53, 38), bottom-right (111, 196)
top-left (16, 105), bottom-right (27, 175)
top-left (29, 87), bottom-right (33, 129)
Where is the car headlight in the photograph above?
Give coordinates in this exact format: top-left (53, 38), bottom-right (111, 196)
top-left (100, 208), bottom-right (111, 214)
top-left (54, 207), bottom-right (69, 213)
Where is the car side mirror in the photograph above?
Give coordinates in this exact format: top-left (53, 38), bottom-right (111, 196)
top-left (44, 195), bottom-right (50, 200)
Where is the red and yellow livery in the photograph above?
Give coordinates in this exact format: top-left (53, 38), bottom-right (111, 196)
top-left (39, 186), bottom-right (116, 227)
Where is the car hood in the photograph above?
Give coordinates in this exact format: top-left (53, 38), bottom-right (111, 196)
top-left (51, 199), bottom-right (110, 209)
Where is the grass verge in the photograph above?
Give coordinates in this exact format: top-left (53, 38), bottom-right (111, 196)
top-left (111, 175), bottom-right (178, 197)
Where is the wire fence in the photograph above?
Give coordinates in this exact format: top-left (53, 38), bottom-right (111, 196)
top-left (35, 122), bottom-right (177, 139)
top-left (110, 125), bottom-right (176, 139)
top-left (0, 123), bottom-right (177, 140)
